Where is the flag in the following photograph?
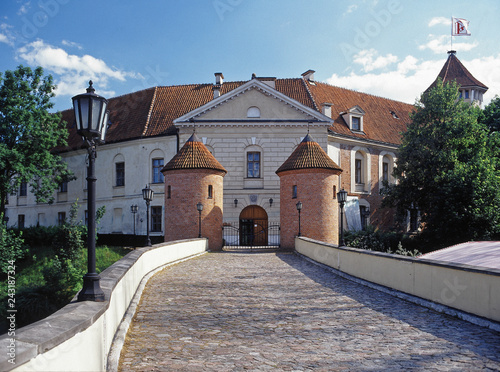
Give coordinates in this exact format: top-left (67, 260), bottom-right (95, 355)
top-left (452, 17), bottom-right (471, 36)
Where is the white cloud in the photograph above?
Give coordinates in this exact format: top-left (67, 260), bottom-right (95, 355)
top-left (353, 49), bottom-right (398, 72)
top-left (344, 4), bottom-right (358, 15)
top-left (61, 40), bottom-right (83, 50)
top-left (325, 53), bottom-right (500, 106)
top-left (418, 34), bottom-right (478, 54)
top-left (0, 33), bottom-right (11, 45)
top-left (428, 17), bottom-right (449, 27)
top-left (16, 40), bottom-right (139, 96)
top-left (17, 1), bottom-right (31, 15)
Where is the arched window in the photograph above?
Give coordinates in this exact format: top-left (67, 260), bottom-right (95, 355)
top-left (379, 152), bottom-right (396, 192)
top-left (247, 106), bottom-right (261, 118)
top-left (350, 147), bottom-right (371, 194)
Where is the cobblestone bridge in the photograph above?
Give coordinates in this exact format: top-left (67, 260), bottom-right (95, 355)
top-left (119, 252), bottom-right (500, 371)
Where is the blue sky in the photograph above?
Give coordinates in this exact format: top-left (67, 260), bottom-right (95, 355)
top-left (1, 0), bottom-right (499, 112)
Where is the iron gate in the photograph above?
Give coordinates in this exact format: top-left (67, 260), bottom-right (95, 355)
top-left (222, 221), bottom-right (280, 249)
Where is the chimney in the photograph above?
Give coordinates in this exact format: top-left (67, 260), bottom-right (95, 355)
top-left (322, 102), bottom-right (333, 118)
top-left (301, 69), bottom-right (315, 82)
top-left (213, 72), bottom-right (224, 99)
top-left (215, 72), bottom-right (224, 85)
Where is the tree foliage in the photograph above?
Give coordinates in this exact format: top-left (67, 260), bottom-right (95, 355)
top-left (0, 65), bottom-right (74, 215)
top-left (481, 95), bottom-right (500, 133)
top-left (383, 80), bottom-right (500, 247)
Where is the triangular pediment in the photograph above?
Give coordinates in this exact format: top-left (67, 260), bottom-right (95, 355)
top-left (173, 79), bottom-right (332, 125)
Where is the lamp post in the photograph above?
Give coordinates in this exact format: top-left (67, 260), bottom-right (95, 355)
top-left (73, 81), bottom-right (108, 302)
top-left (142, 185), bottom-right (154, 246)
top-left (130, 205), bottom-right (138, 235)
top-left (296, 201), bottom-right (303, 237)
top-left (197, 202), bottom-right (203, 238)
top-left (337, 188), bottom-right (348, 246)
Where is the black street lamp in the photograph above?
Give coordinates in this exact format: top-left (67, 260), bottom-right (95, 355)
top-left (73, 81), bottom-right (108, 302)
top-left (197, 202), bottom-right (203, 238)
top-left (130, 204), bottom-right (138, 235)
top-left (337, 188), bottom-right (348, 246)
top-left (142, 185), bottom-right (154, 247)
top-left (296, 201), bottom-right (303, 237)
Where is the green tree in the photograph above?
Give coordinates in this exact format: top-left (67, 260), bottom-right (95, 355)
top-left (481, 95), bottom-right (500, 132)
top-left (0, 65), bottom-right (74, 216)
top-left (383, 79), bottom-right (500, 248)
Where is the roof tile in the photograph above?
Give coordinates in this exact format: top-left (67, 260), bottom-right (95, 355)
top-left (276, 134), bottom-right (342, 174)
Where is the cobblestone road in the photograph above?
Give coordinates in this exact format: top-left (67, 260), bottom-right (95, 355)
top-left (119, 252), bottom-right (500, 371)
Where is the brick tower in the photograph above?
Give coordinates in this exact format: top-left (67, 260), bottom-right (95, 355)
top-left (276, 134), bottom-right (343, 250)
top-left (162, 133), bottom-right (227, 251)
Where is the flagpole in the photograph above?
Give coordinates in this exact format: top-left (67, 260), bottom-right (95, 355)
top-left (450, 16), bottom-right (453, 51)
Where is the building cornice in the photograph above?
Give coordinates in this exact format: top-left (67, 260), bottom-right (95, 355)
top-left (328, 131), bottom-right (399, 151)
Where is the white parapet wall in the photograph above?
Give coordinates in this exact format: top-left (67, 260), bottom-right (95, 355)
top-left (0, 238), bottom-right (208, 372)
top-left (295, 237), bottom-right (500, 324)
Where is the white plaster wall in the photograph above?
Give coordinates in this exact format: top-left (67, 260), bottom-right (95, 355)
top-left (5, 136), bottom-right (177, 236)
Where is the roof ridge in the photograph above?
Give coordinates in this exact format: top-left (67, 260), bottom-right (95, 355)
top-left (300, 77), bottom-right (320, 111)
top-left (142, 86), bottom-right (157, 137)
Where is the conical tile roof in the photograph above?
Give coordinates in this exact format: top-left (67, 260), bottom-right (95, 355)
top-left (162, 133), bottom-right (227, 173)
top-left (426, 51), bottom-right (488, 92)
top-left (276, 134), bottom-right (342, 174)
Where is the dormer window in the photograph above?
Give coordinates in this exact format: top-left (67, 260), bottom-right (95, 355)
top-left (341, 105), bottom-right (365, 133)
top-left (247, 106), bottom-right (260, 118)
top-left (352, 117), bottom-right (360, 131)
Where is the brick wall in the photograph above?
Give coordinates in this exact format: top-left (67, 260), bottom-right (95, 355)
top-left (279, 169), bottom-right (340, 250)
top-left (338, 144), bottom-right (397, 230)
top-left (163, 169), bottom-right (225, 251)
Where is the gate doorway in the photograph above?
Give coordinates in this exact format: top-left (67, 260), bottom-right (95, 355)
top-left (222, 205), bottom-right (280, 249)
top-left (240, 205), bottom-right (268, 246)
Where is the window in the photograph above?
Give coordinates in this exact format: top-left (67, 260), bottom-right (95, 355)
top-left (333, 185), bottom-right (337, 199)
top-left (292, 185), bottom-right (297, 199)
top-left (19, 182), bottom-right (27, 197)
top-left (151, 206), bottom-right (162, 232)
top-left (465, 90), bottom-right (469, 99)
top-left (18, 215), bottom-right (25, 229)
top-left (58, 212), bottom-right (66, 226)
top-left (115, 162), bottom-right (125, 186)
top-left (59, 181), bottom-right (68, 193)
top-left (247, 152), bottom-right (260, 178)
top-left (152, 158), bottom-right (164, 183)
top-left (382, 161), bottom-right (389, 183)
top-left (360, 206), bottom-right (369, 230)
top-left (247, 106), bottom-right (260, 118)
top-left (342, 106), bottom-right (365, 132)
top-left (352, 117), bottom-right (360, 131)
top-left (208, 185), bottom-right (213, 199)
top-left (355, 159), bottom-right (363, 184)
top-left (167, 185), bottom-right (171, 199)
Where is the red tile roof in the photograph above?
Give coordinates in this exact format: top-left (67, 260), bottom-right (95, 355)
top-left (57, 75), bottom-right (414, 152)
top-left (306, 80), bottom-right (413, 145)
top-left (161, 132), bottom-right (227, 173)
top-left (427, 52), bottom-right (488, 92)
top-left (276, 134), bottom-right (342, 174)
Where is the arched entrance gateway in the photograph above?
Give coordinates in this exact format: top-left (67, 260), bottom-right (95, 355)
top-left (222, 205), bottom-right (280, 249)
top-left (239, 205), bottom-right (268, 246)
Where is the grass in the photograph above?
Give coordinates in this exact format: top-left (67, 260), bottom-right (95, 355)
top-left (0, 245), bottom-right (131, 333)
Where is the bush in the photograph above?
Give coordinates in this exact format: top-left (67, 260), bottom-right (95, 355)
top-left (0, 214), bottom-right (28, 274)
top-left (344, 226), bottom-right (421, 256)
